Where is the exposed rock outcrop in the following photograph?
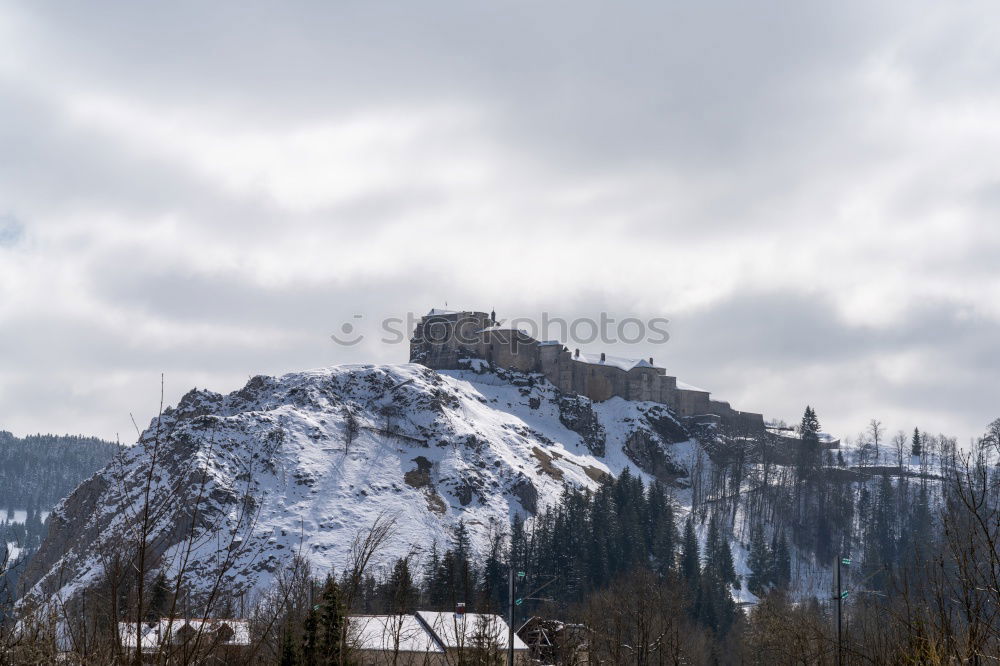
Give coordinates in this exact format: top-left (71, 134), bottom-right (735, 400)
top-left (558, 395), bottom-right (607, 456)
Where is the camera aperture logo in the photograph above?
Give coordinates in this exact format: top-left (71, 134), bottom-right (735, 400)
top-left (330, 314), bottom-right (365, 346)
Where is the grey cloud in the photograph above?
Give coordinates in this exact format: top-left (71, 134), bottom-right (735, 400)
top-left (663, 291), bottom-right (1000, 438)
top-left (10, 2), bottom-right (898, 170)
top-left (89, 265), bottom-right (408, 335)
top-left (1, 0), bottom-right (998, 444)
top-left (0, 84), bottom-right (268, 224)
top-left (673, 291), bottom-right (989, 366)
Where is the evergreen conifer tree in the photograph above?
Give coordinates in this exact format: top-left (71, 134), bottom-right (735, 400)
top-left (680, 517), bottom-right (701, 586)
top-left (899, 482), bottom-right (932, 566)
top-left (423, 542), bottom-right (446, 608)
top-left (696, 572), bottom-right (738, 634)
top-left (480, 531), bottom-right (507, 609)
top-left (705, 514), bottom-right (738, 589)
top-left (385, 558), bottom-right (419, 612)
top-left (717, 524), bottom-right (739, 590)
top-left (797, 406), bottom-right (822, 476)
top-left (772, 531), bottom-right (791, 588)
top-left (146, 571), bottom-right (170, 621)
top-left (317, 575), bottom-right (343, 663)
top-left (510, 514), bottom-right (527, 572)
top-left (451, 520), bottom-right (474, 603)
top-left (301, 607), bottom-right (319, 666)
top-left (863, 473), bottom-right (897, 591)
top-left (747, 525), bottom-right (771, 597)
top-left (586, 485), bottom-right (612, 587)
top-left (279, 630), bottom-right (297, 666)
top-left (651, 487), bottom-right (677, 574)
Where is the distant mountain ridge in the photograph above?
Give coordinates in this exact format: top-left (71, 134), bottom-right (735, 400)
top-left (0, 431), bottom-right (118, 512)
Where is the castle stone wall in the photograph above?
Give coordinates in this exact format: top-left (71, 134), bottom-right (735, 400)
top-left (409, 309), bottom-right (765, 433)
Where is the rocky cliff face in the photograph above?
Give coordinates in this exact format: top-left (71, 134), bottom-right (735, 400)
top-left (21, 362), bottom-right (696, 608)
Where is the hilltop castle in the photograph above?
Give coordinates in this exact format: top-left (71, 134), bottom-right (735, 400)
top-left (409, 309), bottom-right (764, 433)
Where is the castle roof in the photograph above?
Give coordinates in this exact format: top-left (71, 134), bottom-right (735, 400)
top-left (676, 380), bottom-right (709, 393)
top-left (477, 327), bottom-right (561, 347)
top-left (478, 325), bottom-right (528, 334)
top-left (574, 352), bottom-right (656, 372)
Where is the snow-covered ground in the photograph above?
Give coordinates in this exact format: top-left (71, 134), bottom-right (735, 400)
top-left (2, 507), bottom-right (49, 565)
top-left (25, 362), bottom-right (911, 611)
top-left (4, 543), bottom-right (22, 563)
top-left (0, 508), bottom-right (51, 524)
top-left (22, 363), bottom-right (700, 609)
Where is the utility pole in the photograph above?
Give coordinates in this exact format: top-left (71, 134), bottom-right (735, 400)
top-left (508, 570), bottom-right (553, 666)
top-left (835, 557), bottom-right (842, 666)
top-left (834, 556), bottom-right (850, 666)
top-left (507, 567), bottom-right (515, 666)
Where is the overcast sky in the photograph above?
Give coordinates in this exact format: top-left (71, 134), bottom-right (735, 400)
top-left (1, 1), bottom-right (998, 444)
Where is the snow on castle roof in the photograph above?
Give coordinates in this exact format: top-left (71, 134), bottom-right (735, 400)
top-left (478, 325), bottom-right (530, 334)
top-left (573, 351), bottom-right (655, 372)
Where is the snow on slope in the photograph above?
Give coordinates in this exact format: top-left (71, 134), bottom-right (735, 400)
top-left (21, 363), bottom-right (695, 608)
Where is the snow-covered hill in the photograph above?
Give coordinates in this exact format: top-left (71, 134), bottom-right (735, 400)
top-left (20, 362), bottom-right (698, 608)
